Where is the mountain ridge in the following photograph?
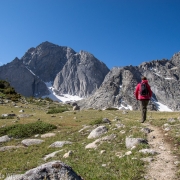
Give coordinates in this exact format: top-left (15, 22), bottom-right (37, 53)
top-left (0, 41), bottom-right (180, 111)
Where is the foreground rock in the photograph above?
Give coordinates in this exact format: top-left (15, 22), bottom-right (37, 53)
top-left (6, 161), bottom-right (83, 180)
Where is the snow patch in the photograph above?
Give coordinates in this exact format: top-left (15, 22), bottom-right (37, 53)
top-left (42, 82), bottom-right (83, 102)
top-left (151, 98), bottom-right (173, 112)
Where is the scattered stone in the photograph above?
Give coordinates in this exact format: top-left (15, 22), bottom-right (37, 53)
top-left (78, 125), bottom-right (91, 132)
top-left (21, 139), bottom-right (45, 146)
top-left (167, 118), bottom-right (176, 123)
top-left (49, 141), bottom-right (72, 148)
top-left (141, 128), bottom-right (153, 134)
top-left (125, 137), bottom-right (148, 149)
top-left (174, 161), bottom-right (180, 166)
top-left (0, 146), bottom-right (24, 152)
top-left (63, 150), bottom-right (73, 158)
top-left (17, 114), bottom-right (31, 118)
top-left (73, 105), bottom-right (80, 110)
top-left (19, 109), bottom-right (24, 113)
top-left (139, 149), bottom-right (159, 155)
top-left (102, 118), bottom-right (111, 124)
top-left (1, 113), bottom-right (16, 117)
top-left (115, 123), bottom-right (125, 128)
top-left (140, 157), bottom-right (154, 163)
top-left (125, 151), bottom-right (132, 155)
top-left (41, 133), bottom-right (56, 138)
top-left (120, 130), bottom-right (126, 134)
top-left (0, 135), bottom-right (11, 143)
top-left (43, 150), bottom-right (63, 161)
top-left (102, 164), bottom-right (106, 167)
top-left (87, 125), bottom-right (108, 139)
top-left (100, 150), bottom-right (106, 154)
top-left (85, 139), bottom-right (101, 149)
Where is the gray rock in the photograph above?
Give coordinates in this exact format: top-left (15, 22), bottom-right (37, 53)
top-left (141, 128), bottom-right (153, 134)
top-left (125, 137), bottom-right (148, 149)
top-left (5, 174), bottom-right (24, 180)
top-left (0, 146), bottom-right (24, 152)
top-left (87, 125), bottom-right (108, 139)
top-left (43, 150), bottom-right (63, 161)
top-left (1, 113), bottom-right (16, 117)
top-left (73, 105), bottom-right (80, 110)
top-left (0, 135), bottom-right (11, 143)
top-left (21, 139), bottom-right (44, 146)
top-left (139, 148), bottom-right (159, 155)
top-left (49, 141), bottom-right (72, 148)
top-left (102, 118), bottom-right (111, 124)
top-left (167, 118), bottom-right (176, 123)
top-left (19, 161), bottom-right (83, 180)
top-left (140, 157), bottom-right (154, 162)
top-left (41, 133), bottom-right (56, 138)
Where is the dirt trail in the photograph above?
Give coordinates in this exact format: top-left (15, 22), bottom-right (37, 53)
top-left (143, 123), bottom-right (178, 180)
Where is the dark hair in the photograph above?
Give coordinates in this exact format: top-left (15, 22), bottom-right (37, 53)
top-left (142, 76), bottom-right (147, 80)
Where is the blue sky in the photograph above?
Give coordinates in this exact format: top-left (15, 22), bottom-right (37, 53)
top-left (0, 0), bottom-right (180, 69)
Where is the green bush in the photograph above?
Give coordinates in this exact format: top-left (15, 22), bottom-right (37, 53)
top-left (89, 117), bottom-right (103, 125)
top-left (0, 121), bottom-right (57, 138)
top-left (47, 106), bottom-right (69, 114)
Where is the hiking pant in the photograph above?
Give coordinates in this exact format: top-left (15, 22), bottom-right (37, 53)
top-left (140, 100), bottom-right (149, 122)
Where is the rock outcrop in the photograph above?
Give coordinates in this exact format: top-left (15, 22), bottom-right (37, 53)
top-left (53, 50), bottom-right (109, 97)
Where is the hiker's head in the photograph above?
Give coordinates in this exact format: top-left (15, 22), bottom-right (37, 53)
top-left (141, 76), bottom-right (147, 80)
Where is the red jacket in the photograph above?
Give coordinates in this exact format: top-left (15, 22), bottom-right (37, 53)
top-left (135, 80), bottom-right (152, 100)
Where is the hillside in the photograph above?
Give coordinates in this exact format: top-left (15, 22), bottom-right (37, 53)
top-left (0, 96), bottom-right (179, 179)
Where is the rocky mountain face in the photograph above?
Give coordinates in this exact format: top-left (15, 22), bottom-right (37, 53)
top-left (78, 53), bottom-right (180, 111)
top-left (53, 50), bottom-right (109, 97)
top-left (0, 41), bottom-right (109, 97)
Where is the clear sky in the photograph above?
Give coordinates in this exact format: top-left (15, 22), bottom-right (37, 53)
top-left (1, 0), bottom-right (180, 69)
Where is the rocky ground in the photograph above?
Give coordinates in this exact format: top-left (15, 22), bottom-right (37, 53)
top-left (144, 122), bottom-right (179, 180)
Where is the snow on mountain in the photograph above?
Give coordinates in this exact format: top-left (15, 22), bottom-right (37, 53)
top-left (43, 82), bottom-right (83, 102)
top-left (151, 98), bottom-right (173, 112)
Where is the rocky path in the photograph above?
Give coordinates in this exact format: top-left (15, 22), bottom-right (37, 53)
top-left (144, 123), bottom-right (178, 180)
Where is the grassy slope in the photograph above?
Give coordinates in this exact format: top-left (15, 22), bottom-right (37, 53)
top-left (0, 100), bottom-right (180, 180)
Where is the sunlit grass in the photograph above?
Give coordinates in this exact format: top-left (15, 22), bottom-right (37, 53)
top-left (0, 100), bottom-right (180, 179)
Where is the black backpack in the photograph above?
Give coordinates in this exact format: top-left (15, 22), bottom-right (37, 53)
top-left (140, 82), bottom-right (149, 96)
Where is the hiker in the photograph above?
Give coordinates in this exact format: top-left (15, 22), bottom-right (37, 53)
top-left (134, 76), bottom-right (152, 123)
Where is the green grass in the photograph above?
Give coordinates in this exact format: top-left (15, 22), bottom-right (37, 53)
top-left (0, 121), bottom-right (57, 138)
top-left (0, 100), bottom-right (180, 179)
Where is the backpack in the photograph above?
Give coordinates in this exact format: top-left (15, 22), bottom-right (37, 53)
top-left (140, 82), bottom-right (149, 96)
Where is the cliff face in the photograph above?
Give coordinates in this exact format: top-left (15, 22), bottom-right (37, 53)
top-left (53, 50), bottom-right (110, 97)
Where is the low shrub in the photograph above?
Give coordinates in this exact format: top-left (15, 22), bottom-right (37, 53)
top-left (0, 121), bottom-right (57, 138)
top-left (47, 106), bottom-right (69, 114)
top-left (105, 107), bottom-right (119, 110)
top-left (89, 117), bottom-right (103, 125)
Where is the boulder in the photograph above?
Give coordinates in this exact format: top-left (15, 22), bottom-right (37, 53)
top-left (18, 161), bottom-right (83, 180)
top-left (49, 141), bottom-right (72, 148)
top-left (41, 133), bottom-right (56, 138)
top-left (21, 139), bottom-right (44, 146)
top-left (0, 135), bottom-right (11, 143)
top-left (125, 137), bottom-right (148, 149)
top-left (87, 125), bottom-right (108, 139)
